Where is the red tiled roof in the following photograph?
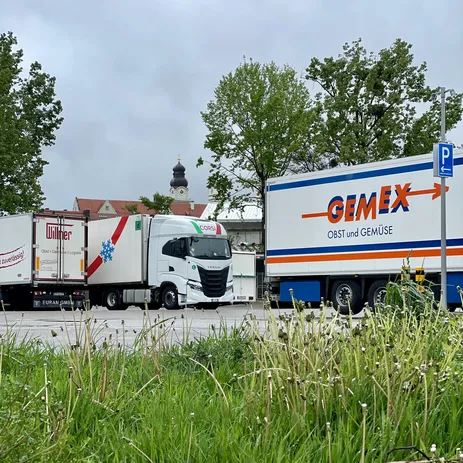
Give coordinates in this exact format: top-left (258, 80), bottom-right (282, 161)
top-left (74, 198), bottom-right (207, 219)
top-left (171, 202), bottom-right (207, 217)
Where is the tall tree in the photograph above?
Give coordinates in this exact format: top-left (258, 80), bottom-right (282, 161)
top-left (124, 203), bottom-right (139, 214)
top-left (0, 31), bottom-right (64, 215)
top-left (296, 38), bottom-right (463, 170)
top-left (197, 57), bottom-right (321, 249)
top-left (140, 192), bottom-right (174, 215)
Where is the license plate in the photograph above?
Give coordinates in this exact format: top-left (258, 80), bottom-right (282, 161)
top-left (211, 299), bottom-right (219, 303)
top-left (237, 296), bottom-right (246, 300)
top-left (42, 299), bottom-right (72, 306)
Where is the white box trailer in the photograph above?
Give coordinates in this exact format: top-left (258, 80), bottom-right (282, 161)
top-left (87, 214), bottom-right (234, 310)
top-left (265, 149), bottom-right (463, 314)
top-left (0, 213), bottom-right (87, 309)
top-left (232, 250), bottom-right (257, 303)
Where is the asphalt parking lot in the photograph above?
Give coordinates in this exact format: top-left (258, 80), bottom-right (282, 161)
top-left (0, 301), bottom-right (352, 347)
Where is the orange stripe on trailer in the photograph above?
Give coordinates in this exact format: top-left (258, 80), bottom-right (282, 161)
top-left (266, 247), bottom-right (463, 264)
top-left (35, 256), bottom-right (40, 270)
top-left (301, 211), bottom-right (329, 219)
top-left (80, 259), bottom-right (84, 272)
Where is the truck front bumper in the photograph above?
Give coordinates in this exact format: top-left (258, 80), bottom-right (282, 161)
top-left (180, 284), bottom-right (234, 307)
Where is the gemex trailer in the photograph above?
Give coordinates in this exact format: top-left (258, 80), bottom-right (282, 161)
top-left (265, 149), bottom-right (463, 314)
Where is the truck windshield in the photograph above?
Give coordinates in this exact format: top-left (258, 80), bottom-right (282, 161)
top-left (188, 237), bottom-right (231, 260)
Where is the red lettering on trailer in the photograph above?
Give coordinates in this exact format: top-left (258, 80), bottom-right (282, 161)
top-left (45, 223), bottom-right (74, 240)
top-left (0, 246), bottom-right (26, 269)
top-left (199, 225), bottom-right (216, 231)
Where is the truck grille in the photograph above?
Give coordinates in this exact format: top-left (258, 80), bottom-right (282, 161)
top-left (198, 266), bottom-right (229, 298)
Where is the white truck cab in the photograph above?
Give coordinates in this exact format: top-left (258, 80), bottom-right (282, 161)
top-left (148, 215), bottom-right (234, 309)
top-left (87, 214), bottom-right (234, 310)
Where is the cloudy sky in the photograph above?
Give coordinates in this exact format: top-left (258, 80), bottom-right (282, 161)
top-left (1, 0), bottom-right (462, 209)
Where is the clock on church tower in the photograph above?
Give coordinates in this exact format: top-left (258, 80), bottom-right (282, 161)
top-left (170, 156), bottom-right (189, 201)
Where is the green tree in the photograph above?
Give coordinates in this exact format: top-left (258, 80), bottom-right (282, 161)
top-left (124, 203), bottom-right (139, 214)
top-left (197, 57), bottom-right (321, 249)
top-left (298, 38), bottom-right (463, 170)
top-left (0, 31), bottom-right (64, 215)
top-left (140, 192), bottom-right (174, 215)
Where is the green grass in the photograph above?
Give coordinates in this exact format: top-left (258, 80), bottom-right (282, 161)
top-left (1, 279), bottom-right (463, 462)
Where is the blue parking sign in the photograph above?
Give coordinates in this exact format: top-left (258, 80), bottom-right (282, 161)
top-left (433, 143), bottom-right (454, 178)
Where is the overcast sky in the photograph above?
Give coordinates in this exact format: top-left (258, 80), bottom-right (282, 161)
top-left (1, 0), bottom-right (462, 209)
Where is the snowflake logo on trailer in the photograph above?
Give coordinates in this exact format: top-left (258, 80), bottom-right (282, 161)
top-left (87, 216), bottom-right (129, 278)
top-left (99, 239), bottom-right (115, 263)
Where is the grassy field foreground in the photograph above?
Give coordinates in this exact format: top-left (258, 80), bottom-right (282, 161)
top-left (1, 280), bottom-right (463, 462)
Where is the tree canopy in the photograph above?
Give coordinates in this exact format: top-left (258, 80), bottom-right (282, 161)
top-left (197, 57), bottom-right (320, 246)
top-left (296, 38), bottom-right (463, 171)
top-left (0, 31), bottom-right (64, 215)
top-left (124, 193), bottom-right (174, 215)
top-left (139, 192), bottom-right (174, 215)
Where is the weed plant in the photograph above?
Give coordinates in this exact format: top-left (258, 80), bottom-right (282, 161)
top-left (1, 277), bottom-right (463, 462)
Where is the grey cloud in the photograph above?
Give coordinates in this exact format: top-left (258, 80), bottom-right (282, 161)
top-left (0, 0), bottom-right (462, 210)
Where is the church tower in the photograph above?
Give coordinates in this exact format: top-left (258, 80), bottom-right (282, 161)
top-left (169, 155), bottom-right (189, 202)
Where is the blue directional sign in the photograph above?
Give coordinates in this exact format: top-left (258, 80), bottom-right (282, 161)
top-left (433, 143), bottom-right (454, 178)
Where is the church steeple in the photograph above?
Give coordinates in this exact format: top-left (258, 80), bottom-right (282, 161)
top-left (169, 155), bottom-right (189, 201)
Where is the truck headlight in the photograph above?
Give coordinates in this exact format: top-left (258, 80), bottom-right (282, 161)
top-left (188, 281), bottom-right (203, 292)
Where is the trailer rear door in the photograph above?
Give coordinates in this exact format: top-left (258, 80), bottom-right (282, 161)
top-left (33, 215), bottom-right (86, 283)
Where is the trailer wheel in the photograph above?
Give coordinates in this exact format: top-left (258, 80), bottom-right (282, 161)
top-left (331, 280), bottom-right (362, 315)
top-left (367, 280), bottom-right (389, 310)
top-left (162, 285), bottom-right (179, 310)
top-left (104, 288), bottom-right (123, 310)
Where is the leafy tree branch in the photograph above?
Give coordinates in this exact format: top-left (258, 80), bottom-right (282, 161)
top-left (0, 31), bottom-right (64, 215)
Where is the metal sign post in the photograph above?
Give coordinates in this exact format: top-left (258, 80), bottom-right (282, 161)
top-left (433, 87), bottom-right (454, 309)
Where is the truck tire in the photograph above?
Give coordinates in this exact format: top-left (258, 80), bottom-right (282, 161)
top-left (331, 280), bottom-right (362, 315)
top-left (162, 285), bottom-right (179, 310)
top-left (104, 288), bottom-right (123, 310)
top-left (367, 280), bottom-right (389, 310)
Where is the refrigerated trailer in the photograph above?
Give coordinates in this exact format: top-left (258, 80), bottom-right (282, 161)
top-left (265, 149), bottom-right (463, 314)
top-left (0, 213), bottom-right (87, 310)
top-left (232, 250), bottom-right (257, 303)
top-left (87, 214), bottom-right (234, 310)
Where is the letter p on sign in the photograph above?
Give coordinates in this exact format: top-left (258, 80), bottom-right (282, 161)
top-left (433, 143), bottom-right (454, 178)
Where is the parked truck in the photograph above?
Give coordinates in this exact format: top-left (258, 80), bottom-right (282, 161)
top-left (87, 214), bottom-right (234, 310)
top-left (0, 212), bottom-right (87, 310)
top-left (265, 149), bottom-right (463, 314)
top-left (232, 250), bottom-right (257, 303)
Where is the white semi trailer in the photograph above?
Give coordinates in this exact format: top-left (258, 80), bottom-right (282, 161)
top-left (87, 214), bottom-right (234, 310)
top-left (0, 212), bottom-right (87, 310)
top-left (265, 149), bottom-right (463, 314)
top-left (232, 250), bottom-right (257, 303)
